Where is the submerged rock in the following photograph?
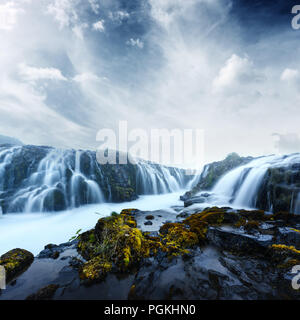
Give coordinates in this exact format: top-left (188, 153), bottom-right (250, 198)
top-left (26, 284), bottom-right (59, 300)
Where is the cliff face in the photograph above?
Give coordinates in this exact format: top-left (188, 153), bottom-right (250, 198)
top-left (0, 145), bottom-right (189, 213)
top-left (256, 163), bottom-right (300, 213)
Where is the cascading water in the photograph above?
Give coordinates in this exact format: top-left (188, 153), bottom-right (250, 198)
top-left (195, 154), bottom-right (300, 212)
top-left (294, 192), bottom-right (300, 215)
top-left (135, 160), bottom-right (187, 195)
top-left (0, 145), bottom-right (191, 213)
top-left (8, 149), bottom-right (105, 213)
top-left (0, 146), bottom-right (21, 191)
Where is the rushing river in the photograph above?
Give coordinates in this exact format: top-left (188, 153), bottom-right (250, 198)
top-left (0, 191), bottom-right (185, 256)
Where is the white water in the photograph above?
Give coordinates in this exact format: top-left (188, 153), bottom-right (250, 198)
top-left (0, 146), bottom-right (191, 213)
top-left (193, 154), bottom-right (300, 211)
top-left (294, 192), bottom-right (300, 215)
top-left (136, 160), bottom-right (186, 194)
top-left (0, 191), bottom-right (185, 256)
top-left (9, 149), bottom-right (105, 213)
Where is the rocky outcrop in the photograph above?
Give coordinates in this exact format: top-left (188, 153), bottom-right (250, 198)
top-left (256, 164), bottom-right (300, 213)
top-left (2, 206), bottom-right (300, 300)
top-left (181, 153), bottom-right (253, 201)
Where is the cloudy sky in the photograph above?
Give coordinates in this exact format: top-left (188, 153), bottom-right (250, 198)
top-left (0, 0), bottom-right (299, 165)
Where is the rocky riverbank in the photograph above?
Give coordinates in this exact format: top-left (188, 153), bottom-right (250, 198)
top-left (1, 205), bottom-right (300, 300)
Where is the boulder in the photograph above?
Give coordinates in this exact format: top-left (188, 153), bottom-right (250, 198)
top-left (0, 249), bottom-right (34, 282)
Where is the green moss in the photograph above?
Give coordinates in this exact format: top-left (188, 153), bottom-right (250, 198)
top-left (0, 249), bottom-right (34, 282)
top-left (159, 223), bottom-right (198, 257)
top-left (79, 256), bottom-right (112, 283)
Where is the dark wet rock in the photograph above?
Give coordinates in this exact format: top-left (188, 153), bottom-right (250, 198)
top-left (0, 249), bottom-right (34, 282)
top-left (44, 244), bottom-right (58, 250)
top-left (26, 284), bottom-right (59, 300)
top-left (276, 227), bottom-right (300, 247)
top-left (255, 165), bottom-right (300, 213)
top-left (145, 215), bottom-right (154, 220)
top-left (206, 227), bottom-right (273, 255)
top-left (184, 196), bottom-right (206, 207)
top-left (38, 241), bottom-right (76, 259)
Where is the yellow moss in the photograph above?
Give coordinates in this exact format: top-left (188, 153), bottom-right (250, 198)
top-left (234, 218), bottom-right (247, 228)
top-left (158, 223), bottom-right (198, 258)
top-left (120, 209), bottom-right (138, 216)
top-left (291, 228), bottom-right (300, 234)
top-left (277, 259), bottom-right (300, 269)
top-left (79, 256), bottom-right (112, 282)
top-left (182, 215), bottom-right (208, 241)
top-left (271, 244), bottom-right (300, 255)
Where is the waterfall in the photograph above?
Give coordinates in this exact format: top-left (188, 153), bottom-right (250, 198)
top-left (294, 192), bottom-right (300, 215)
top-left (0, 146), bottom-right (21, 191)
top-left (135, 160), bottom-right (187, 195)
top-left (7, 148), bottom-right (105, 213)
top-left (0, 145), bottom-right (190, 213)
top-left (208, 154), bottom-right (300, 210)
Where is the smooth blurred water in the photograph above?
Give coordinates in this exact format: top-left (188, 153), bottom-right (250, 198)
top-left (0, 191), bottom-right (185, 256)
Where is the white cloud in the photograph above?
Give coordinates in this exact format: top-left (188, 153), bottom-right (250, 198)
top-left (126, 38), bottom-right (144, 49)
top-left (212, 54), bottom-right (255, 93)
top-left (108, 10), bottom-right (130, 23)
top-left (73, 72), bottom-right (102, 83)
top-left (281, 68), bottom-right (299, 82)
top-left (92, 19), bottom-right (105, 32)
top-left (88, 0), bottom-right (100, 14)
top-left (72, 22), bottom-right (88, 39)
top-left (0, 2), bottom-right (24, 31)
top-left (149, 0), bottom-right (202, 29)
top-left (47, 0), bottom-right (78, 29)
top-left (19, 64), bottom-right (67, 82)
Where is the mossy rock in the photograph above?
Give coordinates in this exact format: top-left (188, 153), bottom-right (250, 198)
top-left (270, 244), bottom-right (300, 263)
top-left (159, 223), bottom-right (198, 256)
top-left (237, 209), bottom-right (267, 221)
top-left (79, 256), bottom-right (112, 284)
top-left (26, 284), bottom-right (59, 300)
top-left (0, 249), bottom-right (34, 282)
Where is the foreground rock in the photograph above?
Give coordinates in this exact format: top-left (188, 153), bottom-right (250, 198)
top-left (0, 249), bottom-right (34, 283)
top-left (1, 207), bottom-right (300, 300)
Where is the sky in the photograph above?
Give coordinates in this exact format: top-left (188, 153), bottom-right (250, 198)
top-left (0, 0), bottom-right (300, 165)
